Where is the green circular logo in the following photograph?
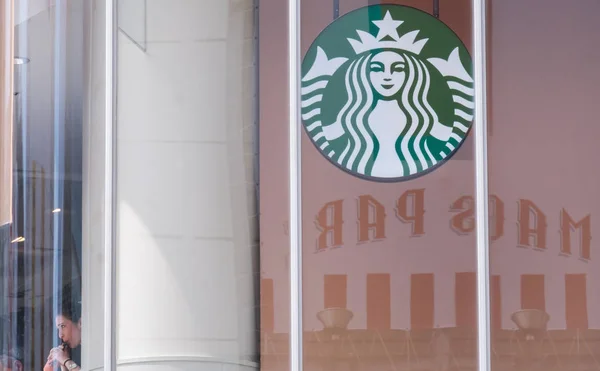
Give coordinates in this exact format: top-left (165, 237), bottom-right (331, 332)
top-left (301, 5), bottom-right (474, 182)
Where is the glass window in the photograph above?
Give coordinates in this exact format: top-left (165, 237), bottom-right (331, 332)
top-left (489, 0), bottom-right (600, 370)
top-left (258, 0), bottom-right (480, 370)
top-left (0, 1), bottom-right (106, 370)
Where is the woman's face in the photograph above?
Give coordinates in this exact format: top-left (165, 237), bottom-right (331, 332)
top-left (56, 315), bottom-right (81, 348)
top-left (369, 51), bottom-right (406, 98)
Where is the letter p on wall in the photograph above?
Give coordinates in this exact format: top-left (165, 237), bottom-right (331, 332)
top-left (396, 189), bottom-right (426, 236)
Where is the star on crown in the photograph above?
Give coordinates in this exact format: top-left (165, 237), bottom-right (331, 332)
top-left (347, 11), bottom-right (429, 55)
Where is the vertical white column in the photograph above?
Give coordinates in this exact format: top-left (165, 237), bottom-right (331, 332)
top-left (288, 0), bottom-right (302, 371)
top-left (0, 0), bottom-right (14, 227)
top-left (51, 0), bottom-right (67, 347)
top-left (473, 0), bottom-right (491, 370)
top-left (81, 0), bottom-right (107, 370)
top-left (115, 1), bottom-right (258, 370)
top-left (0, 0), bottom-right (14, 357)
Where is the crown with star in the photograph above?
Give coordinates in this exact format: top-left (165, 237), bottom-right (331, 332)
top-left (347, 11), bottom-right (428, 55)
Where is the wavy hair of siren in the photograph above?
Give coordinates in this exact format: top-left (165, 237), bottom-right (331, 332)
top-left (333, 50), bottom-right (440, 177)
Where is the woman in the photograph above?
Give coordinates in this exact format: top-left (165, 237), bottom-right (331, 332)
top-left (44, 304), bottom-right (81, 371)
top-left (322, 48), bottom-right (452, 178)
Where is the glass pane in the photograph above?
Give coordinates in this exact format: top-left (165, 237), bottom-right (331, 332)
top-left (298, 0), bottom-right (478, 370)
top-left (0, 1), bottom-right (105, 370)
top-left (259, 1), bottom-right (291, 370)
top-left (115, 1), bottom-right (264, 370)
top-left (489, 1), bottom-right (600, 370)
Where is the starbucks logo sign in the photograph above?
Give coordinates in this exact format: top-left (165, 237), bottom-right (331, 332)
top-left (301, 5), bottom-right (474, 181)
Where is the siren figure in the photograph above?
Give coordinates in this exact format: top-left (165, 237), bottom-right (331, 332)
top-left (321, 48), bottom-right (452, 178)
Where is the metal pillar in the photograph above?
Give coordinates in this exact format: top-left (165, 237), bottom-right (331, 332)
top-left (473, 0), bottom-right (491, 369)
top-left (289, 0), bottom-right (303, 370)
top-left (104, 0), bottom-right (117, 370)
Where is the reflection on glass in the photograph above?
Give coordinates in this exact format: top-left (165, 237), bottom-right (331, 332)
top-left (0, 1), bottom-right (93, 370)
top-left (489, 1), bottom-right (600, 370)
top-left (258, 0), bottom-right (291, 369)
top-left (303, 0), bottom-right (478, 366)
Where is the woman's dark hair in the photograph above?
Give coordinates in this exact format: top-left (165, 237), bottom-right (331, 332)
top-left (57, 295), bottom-right (81, 323)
